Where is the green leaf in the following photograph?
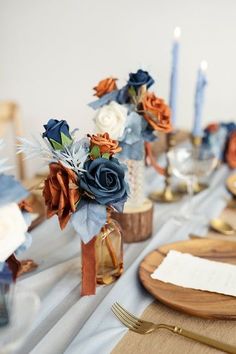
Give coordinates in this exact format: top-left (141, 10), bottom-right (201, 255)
top-left (90, 145), bottom-right (100, 159)
top-left (128, 86), bottom-right (136, 98)
top-left (50, 138), bottom-right (63, 150)
top-left (61, 132), bottom-right (72, 146)
top-left (102, 152), bottom-right (110, 159)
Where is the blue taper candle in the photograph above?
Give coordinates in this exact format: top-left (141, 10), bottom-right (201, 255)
top-left (192, 60), bottom-right (208, 137)
top-left (169, 27), bottom-right (181, 129)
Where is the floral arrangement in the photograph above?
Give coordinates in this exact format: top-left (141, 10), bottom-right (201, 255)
top-left (89, 69), bottom-right (172, 161)
top-left (19, 119), bottom-right (129, 243)
top-left (0, 142), bottom-right (33, 280)
top-left (202, 122), bottom-right (236, 168)
top-left (19, 119), bottom-right (129, 295)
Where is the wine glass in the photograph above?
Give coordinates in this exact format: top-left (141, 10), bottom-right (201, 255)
top-left (168, 146), bottom-right (218, 220)
top-left (0, 285), bottom-right (40, 353)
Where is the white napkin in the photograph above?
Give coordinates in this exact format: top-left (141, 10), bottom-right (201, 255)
top-left (0, 203), bottom-right (27, 262)
top-left (151, 250), bottom-right (236, 297)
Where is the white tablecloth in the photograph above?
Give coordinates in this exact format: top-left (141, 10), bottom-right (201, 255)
top-left (16, 164), bottom-right (231, 354)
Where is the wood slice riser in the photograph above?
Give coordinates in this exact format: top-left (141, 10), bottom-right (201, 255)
top-left (111, 199), bottom-right (153, 243)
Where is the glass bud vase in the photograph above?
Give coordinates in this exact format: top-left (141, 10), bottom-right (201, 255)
top-left (95, 213), bottom-right (123, 285)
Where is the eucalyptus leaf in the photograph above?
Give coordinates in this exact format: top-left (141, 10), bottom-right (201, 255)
top-left (0, 175), bottom-right (28, 207)
top-left (71, 202), bottom-right (107, 243)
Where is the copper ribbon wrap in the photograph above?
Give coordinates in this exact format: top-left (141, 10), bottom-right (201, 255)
top-left (226, 131), bottom-right (236, 169)
top-left (6, 254), bottom-right (21, 281)
top-left (81, 237), bottom-right (96, 296)
top-left (144, 142), bottom-right (166, 176)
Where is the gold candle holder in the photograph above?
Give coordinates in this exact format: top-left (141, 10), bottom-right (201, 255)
top-left (191, 135), bottom-right (209, 193)
top-left (149, 132), bottom-right (183, 203)
top-left (191, 135), bottom-right (202, 147)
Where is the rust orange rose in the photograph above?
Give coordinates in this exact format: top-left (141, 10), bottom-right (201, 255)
top-left (89, 132), bottom-right (122, 157)
top-left (141, 92), bottom-right (172, 132)
top-left (206, 123), bottom-right (219, 133)
top-left (226, 131), bottom-right (236, 168)
top-left (43, 162), bottom-right (80, 229)
top-left (93, 77), bottom-right (117, 98)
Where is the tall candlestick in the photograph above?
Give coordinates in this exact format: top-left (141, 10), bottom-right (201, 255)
top-left (169, 27), bottom-right (181, 129)
top-left (192, 60), bottom-right (208, 137)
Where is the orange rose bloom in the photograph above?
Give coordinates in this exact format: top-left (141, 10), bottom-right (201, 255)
top-left (43, 162), bottom-right (80, 229)
top-left (226, 131), bottom-right (236, 168)
top-left (89, 132), bottom-right (121, 157)
top-left (93, 77), bottom-right (117, 98)
top-left (141, 92), bottom-right (172, 132)
top-left (206, 123), bottom-right (219, 133)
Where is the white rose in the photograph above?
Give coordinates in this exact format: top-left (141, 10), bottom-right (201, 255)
top-left (94, 101), bottom-right (127, 140)
top-left (0, 203), bottom-right (27, 262)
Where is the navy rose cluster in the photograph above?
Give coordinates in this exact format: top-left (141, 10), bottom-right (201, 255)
top-left (127, 69), bottom-right (154, 91)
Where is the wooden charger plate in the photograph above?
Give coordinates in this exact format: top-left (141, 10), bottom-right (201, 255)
top-left (139, 238), bottom-right (236, 320)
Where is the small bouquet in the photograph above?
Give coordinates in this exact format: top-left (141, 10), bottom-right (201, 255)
top-left (89, 69), bottom-right (172, 209)
top-left (89, 69), bottom-right (172, 163)
top-left (202, 122), bottom-right (236, 168)
top-left (0, 141), bottom-right (37, 326)
top-left (0, 174), bottom-right (30, 280)
top-left (19, 119), bottom-right (129, 294)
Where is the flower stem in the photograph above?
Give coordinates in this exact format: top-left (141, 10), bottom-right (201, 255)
top-left (105, 236), bottom-right (118, 269)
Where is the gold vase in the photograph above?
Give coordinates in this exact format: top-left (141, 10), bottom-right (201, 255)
top-left (95, 213), bottom-right (123, 285)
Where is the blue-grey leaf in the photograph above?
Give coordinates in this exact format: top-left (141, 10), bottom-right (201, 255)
top-left (0, 175), bottom-right (28, 207)
top-left (71, 202), bottom-right (107, 243)
top-left (117, 141), bottom-right (144, 160)
top-left (15, 232), bottom-right (32, 255)
top-left (88, 90), bottom-right (120, 110)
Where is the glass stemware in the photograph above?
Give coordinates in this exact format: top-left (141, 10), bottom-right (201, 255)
top-left (0, 286), bottom-right (40, 353)
top-left (168, 146), bottom-right (218, 220)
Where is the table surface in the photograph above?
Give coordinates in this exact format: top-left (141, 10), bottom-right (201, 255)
top-left (113, 206), bottom-right (236, 354)
top-left (16, 161), bottom-right (232, 354)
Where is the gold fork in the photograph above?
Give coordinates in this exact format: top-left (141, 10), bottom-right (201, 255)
top-left (112, 302), bottom-right (236, 354)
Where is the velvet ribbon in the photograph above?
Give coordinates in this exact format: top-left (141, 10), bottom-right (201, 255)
top-left (81, 237), bottom-right (96, 296)
top-left (144, 142), bottom-right (166, 176)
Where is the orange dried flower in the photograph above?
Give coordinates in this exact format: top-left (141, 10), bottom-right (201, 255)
top-left (89, 132), bottom-right (121, 158)
top-left (226, 131), bottom-right (236, 169)
top-left (141, 92), bottom-right (172, 133)
top-left (43, 162), bottom-right (80, 229)
top-left (93, 77), bottom-right (117, 98)
top-left (18, 199), bottom-right (32, 213)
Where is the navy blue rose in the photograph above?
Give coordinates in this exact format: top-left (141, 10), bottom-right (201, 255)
top-left (79, 157), bottom-right (128, 211)
top-left (221, 122), bottom-right (236, 135)
top-left (42, 119), bottom-right (72, 150)
top-left (127, 69), bottom-right (154, 91)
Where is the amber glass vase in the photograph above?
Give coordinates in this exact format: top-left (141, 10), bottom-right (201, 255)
top-left (95, 211), bottom-right (123, 285)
